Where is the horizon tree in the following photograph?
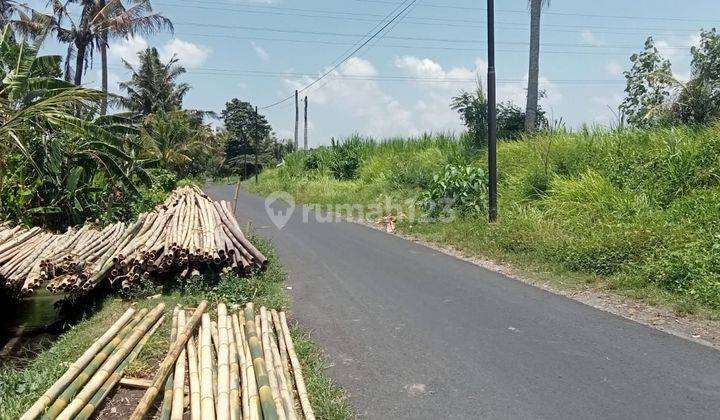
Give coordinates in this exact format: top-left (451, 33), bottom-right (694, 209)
top-left (525, 0), bottom-right (549, 133)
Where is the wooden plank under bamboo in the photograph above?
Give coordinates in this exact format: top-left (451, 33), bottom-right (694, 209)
top-left (129, 301), bottom-right (209, 420)
top-left (19, 308), bottom-right (136, 420)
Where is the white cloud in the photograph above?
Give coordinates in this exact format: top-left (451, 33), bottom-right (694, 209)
top-left (580, 30), bottom-right (604, 46)
top-left (251, 42), bottom-right (270, 61)
top-left (108, 35), bottom-right (148, 66)
top-left (160, 39), bottom-right (210, 68)
top-left (108, 35), bottom-right (209, 69)
top-left (605, 61), bottom-right (624, 76)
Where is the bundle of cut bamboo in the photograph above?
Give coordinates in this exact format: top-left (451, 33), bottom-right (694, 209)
top-left (0, 186), bottom-right (266, 296)
top-left (131, 303), bottom-right (316, 420)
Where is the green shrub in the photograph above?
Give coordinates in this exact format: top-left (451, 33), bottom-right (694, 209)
top-left (419, 164), bottom-right (488, 217)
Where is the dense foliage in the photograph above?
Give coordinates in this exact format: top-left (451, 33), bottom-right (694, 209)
top-left (251, 125), bottom-right (720, 311)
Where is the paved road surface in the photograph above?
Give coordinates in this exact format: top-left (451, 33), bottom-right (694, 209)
top-left (205, 185), bottom-right (720, 419)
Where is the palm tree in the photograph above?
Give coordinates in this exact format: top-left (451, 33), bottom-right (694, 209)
top-left (117, 47), bottom-right (189, 116)
top-left (141, 109), bottom-right (210, 173)
top-left (524, 0), bottom-right (549, 132)
top-left (49, 0), bottom-right (172, 113)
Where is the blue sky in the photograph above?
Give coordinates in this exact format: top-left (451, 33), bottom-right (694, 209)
top-left (27, 0), bottom-right (720, 146)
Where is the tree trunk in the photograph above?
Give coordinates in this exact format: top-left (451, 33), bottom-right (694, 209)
top-left (100, 0), bottom-right (108, 115)
top-left (74, 41), bottom-right (87, 86)
top-left (525, 0), bottom-right (542, 132)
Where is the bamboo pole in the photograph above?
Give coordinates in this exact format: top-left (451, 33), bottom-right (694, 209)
top-left (187, 332), bottom-right (202, 420)
top-left (161, 308), bottom-right (180, 420)
top-left (239, 314), bottom-right (260, 420)
top-left (279, 312), bottom-right (315, 420)
top-left (200, 313), bottom-right (216, 420)
top-left (217, 304), bottom-right (231, 420)
top-left (270, 310), bottom-right (291, 384)
top-left (20, 308), bottom-right (136, 420)
top-left (269, 327), bottom-right (297, 420)
top-left (42, 309), bottom-right (148, 419)
top-left (55, 303), bottom-right (166, 420)
top-left (244, 304), bottom-right (279, 420)
top-left (74, 315), bottom-right (165, 420)
top-left (229, 315), bottom-right (241, 420)
top-left (232, 314), bottom-right (251, 420)
top-left (129, 301), bottom-right (208, 420)
top-left (260, 307), bottom-right (286, 420)
top-left (171, 309), bottom-right (187, 420)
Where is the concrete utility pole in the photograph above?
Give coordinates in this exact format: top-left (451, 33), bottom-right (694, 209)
top-left (304, 96), bottom-right (308, 150)
top-left (294, 90), bottom-right (299, 150)
top-left (487, 0), bottom-right (498, 222)
top-left (255, 106), bottom-right (259, 184)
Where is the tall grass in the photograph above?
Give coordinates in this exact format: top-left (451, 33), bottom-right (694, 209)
top-left (250, 125), bottom-right (720, 312)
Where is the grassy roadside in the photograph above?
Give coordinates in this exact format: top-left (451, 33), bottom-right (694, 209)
top-left (0, 239), bottom-right (353, 419)
top-left (245, 128), bottom-right (720, 320)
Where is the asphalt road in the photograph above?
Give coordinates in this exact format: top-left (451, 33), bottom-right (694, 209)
top-left (204, 185), bottom-right (720, 419)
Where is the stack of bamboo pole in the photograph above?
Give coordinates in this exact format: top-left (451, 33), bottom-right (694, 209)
top-left (131, 302), bottom-right (316, 420)
top-left (0, 186), bottom-right (266, 296)
top-left (20, 304), bottom-right (166, 420)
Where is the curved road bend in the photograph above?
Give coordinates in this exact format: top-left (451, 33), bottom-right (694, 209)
top-left (204, 185), bottom-right (720, 420)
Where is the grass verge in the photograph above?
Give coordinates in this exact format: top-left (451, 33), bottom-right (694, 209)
top-left (0, 238), bottom-right (353, 419)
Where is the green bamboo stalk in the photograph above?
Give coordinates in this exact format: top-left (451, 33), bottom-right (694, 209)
top-left (244, 304), bottom-right (279, 420)
top-left (74, 315), bottom-right (165, 420)
top-left (41, 309), bottom-right (148, 419)
top-left (161, 308), bottom-right (180, 420)
top-left (55, 303), bottom-right (166, 420)
top-left (20, 307), bottom-right (136, 420)
top-left (129, 301), bottom-right (209, 420)
top-left (260, 307), bottom-right (286, 420)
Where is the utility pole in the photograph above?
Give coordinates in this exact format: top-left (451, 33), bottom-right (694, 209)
top-left (487, 0), bottom-right (498, 222)
top-left (255, 106), bottom-right (259, 184)
top-left (294, 90), bottom-right (299, 150)
top-left (304, 96), bottom-right (308, 150)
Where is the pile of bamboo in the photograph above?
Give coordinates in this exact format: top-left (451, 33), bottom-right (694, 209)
top-left (0, 186), bottom-right (266, 296)
top-left (132, 302), bottom-right (315, 420)
top-left (20, 303), bottom-right (168, 420)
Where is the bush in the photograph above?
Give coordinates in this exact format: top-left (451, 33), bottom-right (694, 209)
top-left (419, 164), bottom-right (488, 217)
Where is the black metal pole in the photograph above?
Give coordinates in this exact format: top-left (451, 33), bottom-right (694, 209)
top-left (487, 0), bottom-right (498, 222)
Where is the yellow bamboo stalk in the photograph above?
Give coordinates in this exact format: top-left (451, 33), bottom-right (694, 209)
top-left (244, 304), bottom-right (278, 420)
top-left (201, 314), bottom-right (216, 419)
top-left (217, 304), bottom-right (231, 420)
top-left (266, 314), bottom-right (297, 420)
top-left (171, 309), bottom-right (187, 420)
top-left (56, 304), bottom-right (166, 420)
top-left (228, 315), bottom-right (241, 420)
top-left (279, 312), bottom-right (315, 420)
top-left (20, 308), bottom-right (136, 420)
top-left (239, 314), bottom-right (260, 420)
top-left (187, 332), bottom-right (201, 420)
top-left (232, 314), bottom-right (251, 420)
top-left (129, 301), bottom-right (208, 420)
top-left (161, 308), bottom-right (180, 420)
top-left (270, 309), bottom-right (291, 383)
top-left (261, 307), bottom-right (286, 420)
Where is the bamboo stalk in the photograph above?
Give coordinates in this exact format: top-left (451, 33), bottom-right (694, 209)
top-left (232, 314), bottom-right (251, 420)
top-left (161, 308), bottom-right (180, 420)
top-left (20, 308), bottom-right (136, 420)
top-left (269, 326), bottom-right (298, 420)
top-left (129, 301), bottom-right (209, 420)
top-left (270, 310), bottom-right (291, 384)
top-left (171, 309), bottom-right (187, 420)
top-left (55, 303), bottom-right (166, 420)
top-left (279, 312), bottom-right (315, 420)
top-left (244, 304), bottom-right (279, 420)
top-left (187, 332), bottom-right (202, 420)
top-left (74, 315), bottom-right (165, 420)
top-left (217, 304), bottom-right (231, 420)
top-left (200, 313), bottom-right (216, 420)
top-left (261, 307), bottom-right (286, 420)
top-left (229, 315), bottom-right (241, 420)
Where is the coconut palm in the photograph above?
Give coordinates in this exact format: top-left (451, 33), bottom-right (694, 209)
top-left (141, 109), bottom-right (210, 174)
top-left (48, 0), bottom-right (172, 113)
top-left (524, 0), bottom-right (549, 133)
top-left (117, 47), bottom-right (189, 116)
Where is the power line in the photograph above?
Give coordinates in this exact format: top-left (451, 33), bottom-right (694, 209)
top-left (260, 0), bottom-right (420, 109)
top-left (156, 0), bottom-right (707, 34)
top-left (353, 0), bottom-right (720, 23)
top-left (174, 21), bottom-right (695, 50)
